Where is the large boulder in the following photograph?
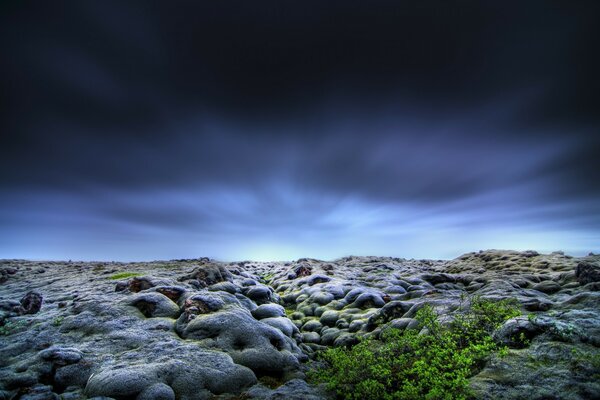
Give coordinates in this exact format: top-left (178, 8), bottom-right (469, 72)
top-left (122, 292), bottom-right (180, 319)
top-left (178, 264), bottom-right (233, 287)
top-left (85, 343), bottom-right (256, 399)
top-left (175, 291), bottom-right (304, 376)
top-left (19, 291), bottom-right (43, 315)
top-left (576, 261), bottom-right (600, 285)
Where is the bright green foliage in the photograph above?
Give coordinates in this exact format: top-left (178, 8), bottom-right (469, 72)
top-left (309, 297), bottom-right (520, 400)
top-left (108, 272), bottom-right (142, 280)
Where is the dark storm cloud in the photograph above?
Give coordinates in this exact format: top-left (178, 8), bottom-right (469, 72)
top-left (0, 1), bottom-right (599, 260)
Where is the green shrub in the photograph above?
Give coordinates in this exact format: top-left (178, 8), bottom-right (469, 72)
top-left (108, 272), bottom-right (142, 280)
top-left (309, 297), bottom-right (520, 400)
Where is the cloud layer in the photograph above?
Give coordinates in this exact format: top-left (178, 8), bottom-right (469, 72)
top-left (1, 1), bottom-right (599, 260)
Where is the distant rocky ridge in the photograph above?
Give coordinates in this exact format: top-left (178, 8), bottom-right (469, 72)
top-left (1, 250), bottom-right (599, 399)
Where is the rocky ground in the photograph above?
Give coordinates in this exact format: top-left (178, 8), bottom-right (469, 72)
top-left (1, 250), bottom-right (599, 399)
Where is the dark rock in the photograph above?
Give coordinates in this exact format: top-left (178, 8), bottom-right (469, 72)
top-left (575, 261), bottom-right (600, 285)
top-left (180, 293), bottom-right (225, 322)
top-left (178, 264), bottom-right (233, 287)
top-left (367, 300), bottom-right (412, 327)
top-left (333, 333), bottom-right (359, 348)
top-left (319, 310), bottom-right (340, 327)
top-left (128, 277), bottom-right (155, 293)
top-left (420, 273), bottom-right (457, 285)
top-left (494, 317), bottom-right (545, 348)
top-left (301, 319), bottom-right (323, 332)
top-left (127, 293), bottom-right (180, 319)
top-left (532, 281), bottom-right (562, 294)
top-left (245, 285), bottom-right (274, 305)
top-left (302, 331), bottom-right (321, 344)
top-left (19, 384), bottom-right (58, 400)
top-left (294, 265), bottom-right (312, 278)
top-left (155, 286), bottom-right (186, 303)
top-left (351, 292), bottom-right (385, 309)
top-left (307, 274), bottom-right (331, 286)
top-left (19, 291), bottom-right (43, 314)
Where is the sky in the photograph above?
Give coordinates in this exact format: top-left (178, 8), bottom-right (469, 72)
top-left (1, 1), bottom-right (599, 261)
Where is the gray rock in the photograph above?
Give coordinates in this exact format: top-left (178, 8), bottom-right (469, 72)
top-left (388, 318), bottom-right (420, 330)
top-left (137, 383), bottom-right (175, 400)
top-left (301, 319), bottom-right (323, 332)
top-left (38, 346), bottom-right (83, 365)
top-left (85, 345), bottom-right (257, 399)
top-left (208, 281), bottom-right (239, 294)
top-left (260, 317), bottom-right (299, 338)
top-left (252, 304), bottom-right (285, 320)
top-left (494, 317), bottom-right (545, 348)
top-left (176, 307), bottom-right (303, 374)
top-left (319, 310), bottom-right (339, 327)
top-left (124, 292), bottom-right (180, 318)
top-left (245, 378), bottom-right (327, 400)
top-left (310, 292), bottom-right (335, 305)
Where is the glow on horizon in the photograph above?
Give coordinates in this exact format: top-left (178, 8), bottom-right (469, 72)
top-left (0, 183), bottom-right (597, 262)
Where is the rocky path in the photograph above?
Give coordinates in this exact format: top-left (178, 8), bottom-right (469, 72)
top-left (1, 250), bottom-right (599, 399)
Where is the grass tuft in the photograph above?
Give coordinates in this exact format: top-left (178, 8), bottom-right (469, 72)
top-left (108, 272), bottom-right (142, 280)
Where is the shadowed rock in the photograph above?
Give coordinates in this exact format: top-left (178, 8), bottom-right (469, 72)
top-left (576, 261), bottom-right (600, 285)
top-left (19, 291), bottom-right (42, 315)
top-left (178, 264), bottom-right (233, 287)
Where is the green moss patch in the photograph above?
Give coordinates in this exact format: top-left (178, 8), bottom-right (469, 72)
top-left (108, 272), bottom-right (142, 280)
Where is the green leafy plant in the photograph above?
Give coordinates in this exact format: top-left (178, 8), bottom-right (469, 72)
top-left (108, 272), bottom-right (142, 280)
top-left (309, 297), bottom-right (520, 400)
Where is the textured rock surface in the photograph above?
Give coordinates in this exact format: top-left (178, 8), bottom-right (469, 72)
top-left (0, 251), bottom-right (599, 399)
